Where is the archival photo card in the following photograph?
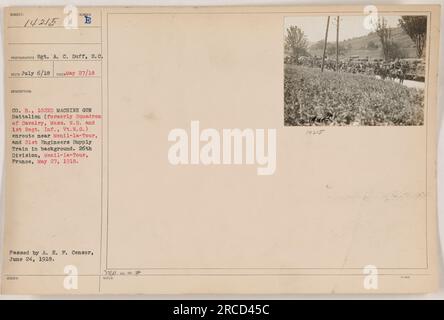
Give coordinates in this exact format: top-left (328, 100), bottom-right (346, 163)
top-left (1, 5), bottom-right (440, 295)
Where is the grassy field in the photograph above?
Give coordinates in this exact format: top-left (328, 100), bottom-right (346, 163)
top-left (284, 66), bottom-right (424, 126)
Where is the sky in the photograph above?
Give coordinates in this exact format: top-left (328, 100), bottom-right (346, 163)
top-left (284, 15), bottom-right (402, 44)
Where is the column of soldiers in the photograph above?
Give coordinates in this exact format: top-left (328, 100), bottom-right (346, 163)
top-left (293, 56), bottom-right (411, 84)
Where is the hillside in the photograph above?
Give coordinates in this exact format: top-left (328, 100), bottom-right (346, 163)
top-left (308, 27), bottom-right (418, 59)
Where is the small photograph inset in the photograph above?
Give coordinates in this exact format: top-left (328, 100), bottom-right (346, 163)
top-left (284, 15), bottom-right (427, 126)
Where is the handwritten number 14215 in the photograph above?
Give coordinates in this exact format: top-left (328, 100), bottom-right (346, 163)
top-left (24, 17), bottom-right (58, 27)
